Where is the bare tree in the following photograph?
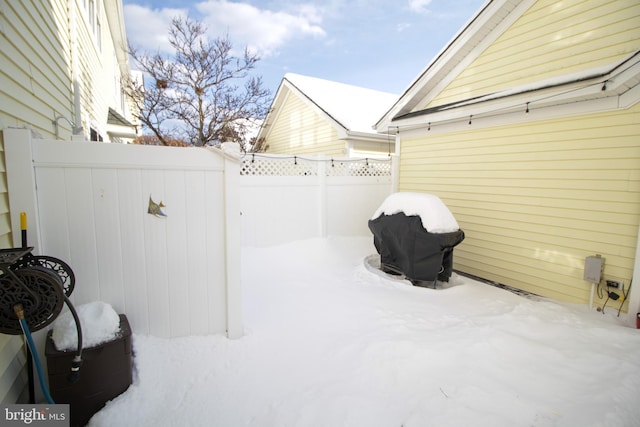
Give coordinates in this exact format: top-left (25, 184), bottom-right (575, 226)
top-left (124, 17), bottom-right (270, 147)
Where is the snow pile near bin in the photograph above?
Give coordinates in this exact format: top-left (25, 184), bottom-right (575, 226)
top-left (52, 301), bottom-right (121, 351)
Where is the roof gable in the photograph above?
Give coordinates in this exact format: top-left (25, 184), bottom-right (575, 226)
top-left (375, 0), bottom-right (640, 132)
top-left (259, 73), bottom-right (398, 142)
top-left (375, 0), bottom-right (534, 130)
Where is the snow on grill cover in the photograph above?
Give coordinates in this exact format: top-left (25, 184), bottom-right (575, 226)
top-left (368, 192), bottom-right (465, 288)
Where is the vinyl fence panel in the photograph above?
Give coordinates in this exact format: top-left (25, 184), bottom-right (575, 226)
top-left (5, 129), bottom-right (241, 339)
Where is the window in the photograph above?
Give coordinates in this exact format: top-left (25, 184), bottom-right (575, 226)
top-left (89, 0), bottom-right (95, 33)
top-left (90, 128), bottom-right (103, 142)
top-left (84, 0), bottom-right (101, 51)
top-left (96, 13), bottom-right (102, 51)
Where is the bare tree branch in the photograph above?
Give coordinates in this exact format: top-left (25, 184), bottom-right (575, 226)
top-left (123, 16), bottom-right (271, 147)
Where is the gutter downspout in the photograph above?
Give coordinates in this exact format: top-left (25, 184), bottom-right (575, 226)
top-left (69, 0), bottom-right (84, 140)
top-left (391, 129), bottom-right (401, 193)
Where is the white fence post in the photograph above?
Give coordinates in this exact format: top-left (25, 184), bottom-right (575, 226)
top-left (223, 150), bottom-right (243, 339)
top-left (3, 128), bottom-right (42, 251)
top-left (391, 154), bottom-right (400, 193)
top-left (318, 155), bottom-right (327, 238)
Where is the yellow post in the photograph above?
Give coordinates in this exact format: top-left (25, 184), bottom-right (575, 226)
top-left (20, 212), bottom-right (27, 247)
top-left (20, 212), bottom-right (27, 230)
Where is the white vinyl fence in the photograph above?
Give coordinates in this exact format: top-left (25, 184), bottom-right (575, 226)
top-left (4, 130), bottom-right (395, 339)
top-left (240, 153), bottom-right (395, 247)
top-left (5, 129), bottom-right (242, 339)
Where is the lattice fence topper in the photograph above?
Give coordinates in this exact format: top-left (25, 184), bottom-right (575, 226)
top-left (241, 155), bottom-right (318, 176)
top-left (241, 154), bottom-right (392, 177)
top-left (326, 158), bottom-right (392, 177)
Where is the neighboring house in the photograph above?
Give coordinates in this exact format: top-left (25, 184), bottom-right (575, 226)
top-left (0, 0), bottom-right (137, 403)
top-left (0, 1), bottom-right (138, 144)
top-left (375, 0), bottom-right (640, 316)
top-left (256, 73), bottom-right (398, 158)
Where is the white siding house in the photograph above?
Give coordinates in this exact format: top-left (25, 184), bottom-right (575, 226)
top-left (0, 0), bottom-right (137, 403)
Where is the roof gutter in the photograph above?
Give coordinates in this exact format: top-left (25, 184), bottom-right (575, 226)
top-left (391, 51), bottom-right (640, 129)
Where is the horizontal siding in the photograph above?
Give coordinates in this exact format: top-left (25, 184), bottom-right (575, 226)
top-left (74, 0), bottom-right (134, 141)
top-left (0, 0), bottom-right (73, 136)
top-left (428, 0), bottom-right (640, 108)
top-left (0, 0), bottom-right (73, 404)
top-left (265, 93), bottom-right (345, 156)
top-left (399, 104), bottom-right (640, 305)
top-left (0, 335), bottom-right (27, 403)
top-left (0, 0), bottom-right (134, 403)
top-left (75, 0), bottom-right (106, 137)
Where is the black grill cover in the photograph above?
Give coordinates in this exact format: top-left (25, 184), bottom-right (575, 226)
top-left (368, 212), bottom-right (465, 286)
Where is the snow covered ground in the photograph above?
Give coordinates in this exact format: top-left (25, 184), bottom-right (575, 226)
top-left (88, 236), bottom-right (640, 427)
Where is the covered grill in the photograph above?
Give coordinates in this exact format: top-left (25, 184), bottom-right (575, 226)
top-left (368, 192), bottom-right (465, 288)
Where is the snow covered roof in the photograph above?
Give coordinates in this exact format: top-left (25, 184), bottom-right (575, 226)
top-left (258, 73), bottom-right (398, 144)
top-left (282, 73), bottom-right (398, 134)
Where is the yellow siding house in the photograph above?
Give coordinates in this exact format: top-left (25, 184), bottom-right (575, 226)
top-left (376, 0), bottom-right (640, 324)
top-left (0, 0), bottom-right (137, 403)
top-left (256, 73), bottom-right (398, 158)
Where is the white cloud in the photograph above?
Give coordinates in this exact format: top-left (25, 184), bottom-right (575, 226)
top-left (408, 0), bottom-right (432, 13)
top-left (195, 1), bottom-right (326, 56)
top-left (123, 5), bottom-right (188, 53)
top-left (124, 2), bottom-right (326, 58)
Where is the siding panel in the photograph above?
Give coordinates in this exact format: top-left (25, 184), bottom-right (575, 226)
top-left (1, 0), bottom-right (135, 404)
top-left (0, 336), bottom-right (26, 403)
top-left (265, 93), bottom-right (345, 156)
top-left (399, 104), bottom-right (640, 305)
top-left (0, 0), bottom-right (72, 135)
top-left (428, 0), bottom-right (640, 108)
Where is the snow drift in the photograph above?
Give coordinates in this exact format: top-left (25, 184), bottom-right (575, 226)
top-left (87, 237), bottom-right (640, 427)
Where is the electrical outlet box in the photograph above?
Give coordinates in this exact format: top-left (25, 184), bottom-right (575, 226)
top-left (584, 255), bottom-right (604, 283)
top-left (606, 280), bottom-right (620, 289)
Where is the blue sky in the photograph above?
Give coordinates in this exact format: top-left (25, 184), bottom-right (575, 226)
top-left (122, 0), bottom-right (486, 96)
